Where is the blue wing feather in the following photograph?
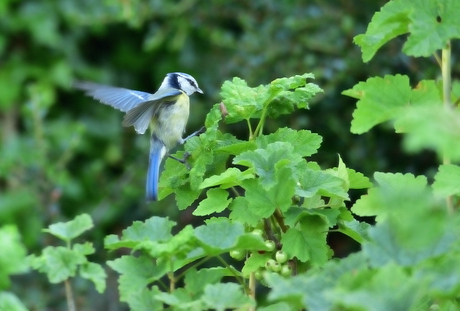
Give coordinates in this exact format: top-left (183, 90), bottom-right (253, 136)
top-left (74, 81), bottom-right (153, 112)
top-left (122, 89), bottom-right (182, 134)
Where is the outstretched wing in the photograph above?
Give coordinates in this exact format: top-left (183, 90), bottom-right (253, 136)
top-left (74, 81), bottom-right (153, 112)
top-left (122, 89), bottom-right (183, 134)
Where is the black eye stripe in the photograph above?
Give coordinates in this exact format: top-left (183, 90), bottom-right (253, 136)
top-left (187, 78), bottom-right (197, 88)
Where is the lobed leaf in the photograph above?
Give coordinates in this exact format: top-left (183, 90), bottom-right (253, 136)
top-left (354, 0), bottom-right (410, 62)
top-left (202, 283), bottom-right (255, 311)
top-left (43, 213), bottom-right (93, 242)
top-left (255, 127), bottom-right (322, 158)
top-left (193, 188), bottom-right (232, 216)
top-left (433, 164), bottom-right (460, 197)
top-left (281, 215), bottom-right (330, 265)
top-left (79, 262), bottom-right (107, 293)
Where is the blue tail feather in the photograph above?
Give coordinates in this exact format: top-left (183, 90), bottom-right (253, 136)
top-left (146, 140), bottom-right (166, 201)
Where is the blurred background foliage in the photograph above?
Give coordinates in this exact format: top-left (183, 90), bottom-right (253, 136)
top-left (0, 0), bottom-right (454, 309)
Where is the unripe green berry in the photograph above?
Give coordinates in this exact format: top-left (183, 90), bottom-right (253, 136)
top-left (281, 265), bottom-right (292, 277)
top-left (275, 250), bottom-right (288, 264)
top-left (230, 249), bottom-right (245, 261)
top-left (265, 259), bottom-right (276, 271)
top-left (271, 261), bottom-right (281, 272)
top-left (264, 240), bottom-right (276, 252)
top-left (251, 229), bottom-right (264, 238)
top-left (254, 269), bottom-right (263, 280)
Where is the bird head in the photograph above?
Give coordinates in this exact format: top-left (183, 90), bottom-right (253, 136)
top-left (160, 72), bottom-right (203, 95)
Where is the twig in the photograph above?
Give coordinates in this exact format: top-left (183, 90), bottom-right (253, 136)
top-left (64, 279), bottom-right (76, 311)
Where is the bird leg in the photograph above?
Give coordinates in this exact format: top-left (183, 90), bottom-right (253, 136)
top-left (183, 126), bottom-right (206, 142)
top-left (169, 127), bottom-right (206, 169)
top-left (168, 152), bottom-right (192, 170)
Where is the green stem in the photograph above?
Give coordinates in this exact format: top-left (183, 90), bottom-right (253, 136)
top-left (230, 186), bottom-right (240, 197)
top-left (174, 256), bottom-right (212, 282)
top-left (248, 272), bottom-right (256, 310)
top-left (254, 108), bottom-right (267, 137)
top-left (253, 91), bottom-right (281, 137)
top-left (247, 119), bottom-right (254, 140)
top-left (441, 42), bottom-right (454, 214)
top-left (216, 255), bottom-right (249, 293)
top-left (168, 259), bottom-right (175, 292)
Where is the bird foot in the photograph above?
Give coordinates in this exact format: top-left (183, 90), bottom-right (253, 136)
top-left (168, 152), bottom-right (192, 170)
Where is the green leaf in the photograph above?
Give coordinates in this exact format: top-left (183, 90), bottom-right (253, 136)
top-left (29, 246), bottom-right (86, 283)
top-left (281, 215), bottom-right (330, 265)
top-left (433, 164), bottom-right (460, 197)
top-left (158, 152), bottom-right (189, 200)
top-left (284, 207), bottom-right (340, 228)
top-left (233, 232), bottom-right (269, 251)
top-left (354, 0), bottom-right (410, 62)
top-left (204, 103), bottom-right (223, 130)
top-left (43, 213), bottom-right (93, 242)
top-left (79, 262), bottom-right (107, 293)
top-left (0, 292), bottom-right (28, 311)
top-left (220, 77), bottom-right (265, 123)
top-left (258, 302), bottom-right (293, 311)
top-left (184, 267), bottom-right (233, 296)
top-left (202, 283), bottom-right (255, 311)
top-left (352, 172), bottom-right (428, 218)
top-left (266, 253), bottom-right (368, 310)
top-left (107, 255), bottom-right (168, 302)
top-left (129, 286), bottom-right (164, 311)
top-left (193, 188), bottom-right (232, 216)
top-left (265, 273), bottom-right (307, 309)
top-left (404, 0), bottom-right (460, 57)
top-left (154, 288), bottom-right (201, 310)
top-left (228, 197), bottom-right (261, 227)
top-left (186, 135), bottom-right (218, 190)
top-left (130, 226), bottom-right (198, 268)
top-left (330, 264), bottom-right (423, 311)
top-left (355, 0), bottom-right (460, 60)
top-left (200, 167), bottom-right (252, 189)
top-left (234, 142), bottom-right (301, 190)
top-left (337, 219), bottom-right (370, 244)
top-left (336, 155), bottom-right (350, 191)
top-left (194, 218), bottom-right (244, 252)
top-left (242, 252), bottom-right (272, 277)
top-left (256, 127), bottom-right (322, 158)
top-left (175, 184), bottom-right (202, 210)
top-left (267, 74), bottom-right (322, 117)
top-left (363, 220), bottom-right (456, 267)
top-left (396, 106), bottom-right (460, 161)
top-left (343, 75), bottom-right (412, 134)
top-left (105, 216), bottom-right (175, 250)
top-left (271, 73), bottom-right (316, 90)
top-left (243, 166), bottom-right (296, 218)
top-left (0, 225), bottom-right (28, 289)
top-left (124, 217), bottom-right (174, 242)
top-left (297, 169), bottom-right (349, 200)
top-left (415, 254), bottom-right (460, 297)
top-left (347, 168), bottom-right (373, 189)
top-left (217, 139), bottom-right (257, 156)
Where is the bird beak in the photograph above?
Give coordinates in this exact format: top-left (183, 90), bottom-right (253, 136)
top-left (197, 87), bottom-right (204, 94)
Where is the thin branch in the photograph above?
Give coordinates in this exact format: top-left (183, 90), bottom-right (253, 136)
top-left (64, 279), bottom-right (76, 311)
top-left (441, 42), bottom-right (454, 214)
top-left (215, 255), bottom-right (249, 293)
top-left (273, 209), bottom-right (288, 233)
top-left (248, 272), bottom-right (256, 311)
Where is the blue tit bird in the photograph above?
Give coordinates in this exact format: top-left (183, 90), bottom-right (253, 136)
top-left (75, 72), bottom-right (203, 201)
